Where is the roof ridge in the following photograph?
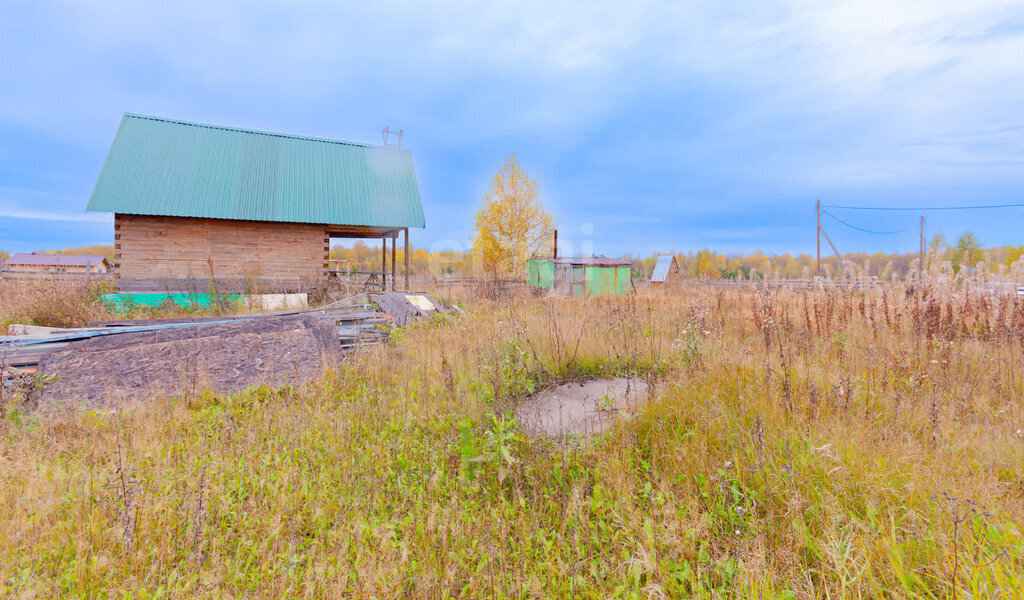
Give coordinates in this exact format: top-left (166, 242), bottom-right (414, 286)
top-left (122, 113), bottom-right (392, 151)
top-left (7, 253), bottom-right (107, 264)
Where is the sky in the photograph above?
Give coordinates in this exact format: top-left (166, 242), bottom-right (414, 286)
top-left (1, 0), bottom-right (1023, 258)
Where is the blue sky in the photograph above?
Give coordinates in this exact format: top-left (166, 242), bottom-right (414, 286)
top-left (2, 0), bottom-right (1023, 257)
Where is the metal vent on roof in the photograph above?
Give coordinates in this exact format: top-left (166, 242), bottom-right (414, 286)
top-left (382, 127), bottom-right (403, 149)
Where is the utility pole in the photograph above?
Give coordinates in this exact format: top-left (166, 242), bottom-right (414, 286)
top-left (816, 200), bottom-right (821, 277)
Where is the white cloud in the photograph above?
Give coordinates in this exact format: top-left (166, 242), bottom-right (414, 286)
top-left (1, 0), bottom-right (1022, 251)
top-left (0, 188), bottom-right (111, 222)
top-left (3, 1), bottom-right (1021, 144)
top-left (0, 207), bottom-right (110, 223)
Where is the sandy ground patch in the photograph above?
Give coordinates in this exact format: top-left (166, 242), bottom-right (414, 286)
top-left (514, 377), bottom-right (651, 437)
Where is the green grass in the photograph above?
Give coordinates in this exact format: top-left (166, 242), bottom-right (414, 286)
top-left (2, 288), bottom-right (1023, 598)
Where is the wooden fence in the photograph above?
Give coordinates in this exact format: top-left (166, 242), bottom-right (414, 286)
top-left (675, 277), bottom-right (881, 290)
top-left (672, 278), bottom-right (1024, 296)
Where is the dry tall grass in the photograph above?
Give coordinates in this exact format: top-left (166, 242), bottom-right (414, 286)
top-left (0, 279), bottom-right (257, 331)
top-left (1, 283), bottom-right (1022, 597)
top-left (0, 279), bottom-right (114, 329)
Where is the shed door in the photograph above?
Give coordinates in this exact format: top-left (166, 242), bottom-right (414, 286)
top-left (572, 266), bottom-right (585, 296)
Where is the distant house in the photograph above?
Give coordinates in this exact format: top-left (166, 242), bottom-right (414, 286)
top-left (86, 113), bottom-right (425, 292)
top-left (2, 253), bottom-right (111, 275)
top-left (526, 257), bottom-right (632, 297)
top-left (650, 255), bottom-right (682, 288)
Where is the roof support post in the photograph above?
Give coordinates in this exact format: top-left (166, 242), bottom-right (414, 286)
top-left (381, 237), bottom-right (387, 291)
top-left (390, 232), bottom-right (397, 291)
top-left (403, 228), bottom-right (409, 291)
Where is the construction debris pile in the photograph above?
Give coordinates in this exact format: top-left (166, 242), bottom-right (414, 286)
top-left (1, 292), bottom-right (446, 408)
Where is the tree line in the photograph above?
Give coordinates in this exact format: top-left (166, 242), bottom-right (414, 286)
top-left (5, 157), bottom-right (1020, 282)
top-left (623, 232), bottom-right (1021, 281)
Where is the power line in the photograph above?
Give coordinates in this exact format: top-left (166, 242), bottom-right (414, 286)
top-left (821, 211), bottom-right (915, 235)
top-left (822, 201), bottom-right (1024, 211)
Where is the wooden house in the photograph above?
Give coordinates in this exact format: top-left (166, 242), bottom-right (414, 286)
top-left (2, 253), bottom-right (111, 275)
top-left (87, 114), bottom-right (425, 292)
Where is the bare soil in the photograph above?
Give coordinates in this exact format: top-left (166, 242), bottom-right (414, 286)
top-left (514, 377), bottom-right (651, 437)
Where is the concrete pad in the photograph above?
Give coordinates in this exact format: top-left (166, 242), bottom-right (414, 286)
top-left (244, 293), bottom-right (308, 311)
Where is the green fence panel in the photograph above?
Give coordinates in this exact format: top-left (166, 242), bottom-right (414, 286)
top-left (100, 292), bottom-right (244, 311)
top-left (584, 265), bottom-right (631, 296)
top-left (526, 259), bottom-right (555, 289)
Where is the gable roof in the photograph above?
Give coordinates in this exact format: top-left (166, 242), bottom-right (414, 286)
top-left (87, 114), bottom-right (425, 228)
top-left (6, 253), bottom-right (110, 268)
top-left (651, 255), bottom-right (679, 282)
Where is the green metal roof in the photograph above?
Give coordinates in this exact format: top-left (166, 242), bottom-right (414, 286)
top-left (87, 114), bottom-right (425, 228)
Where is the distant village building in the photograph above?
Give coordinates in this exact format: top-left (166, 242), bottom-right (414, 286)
top-left (2, 252), bottom-right (111, 275)
top-left (86, 113), bottom-right (425, 292)
top-left (650, 254), bottom-right (682, 288)
top-left (526, 257), bottom-right (632, 296)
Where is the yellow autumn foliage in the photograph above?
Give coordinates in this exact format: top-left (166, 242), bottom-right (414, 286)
top-left (471, 155), bottom-right (554, 278)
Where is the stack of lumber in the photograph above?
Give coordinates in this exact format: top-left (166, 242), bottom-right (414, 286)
top-left (38, 314), bottom-right (342, 407)
top-left (0, 292), bottom-right (447, 406)
top-left (1, 302), bottom-right (384, 368)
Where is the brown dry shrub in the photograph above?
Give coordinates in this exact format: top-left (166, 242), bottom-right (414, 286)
top-left (0, 279), bottom-right (113, 329)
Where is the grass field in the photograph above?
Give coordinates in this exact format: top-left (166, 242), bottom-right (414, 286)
top-left (2, 284), bottom-right (1023, 598)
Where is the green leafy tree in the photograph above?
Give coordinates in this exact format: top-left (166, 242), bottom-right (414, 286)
top-left (950, 232), bottom-right (984, 274)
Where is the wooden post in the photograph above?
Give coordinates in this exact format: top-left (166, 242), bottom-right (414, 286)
top-left (816, 200), bottom-right (821, 277)
top-left (323, 233), bottom-right (330, 279)
top-left (403, 227), bottom-right (410, 291)
top-left (819, 225), bottom-right (849, 278)
top-left (390, 232), bottom-right (397, 291)
top-left (381, 237), bottom-right (387, 291)
top-left (554, 229), bottom-right (558, 259)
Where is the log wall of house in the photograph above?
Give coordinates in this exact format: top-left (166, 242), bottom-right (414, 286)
top-left (115, 214), bottom-right (329, 291)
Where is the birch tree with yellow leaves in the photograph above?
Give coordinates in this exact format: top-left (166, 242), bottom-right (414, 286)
top-left (471, 155), bottom-right (554, 278)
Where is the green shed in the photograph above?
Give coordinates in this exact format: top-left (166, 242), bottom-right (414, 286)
top-left (526, 258), bottom-right (632, 297)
